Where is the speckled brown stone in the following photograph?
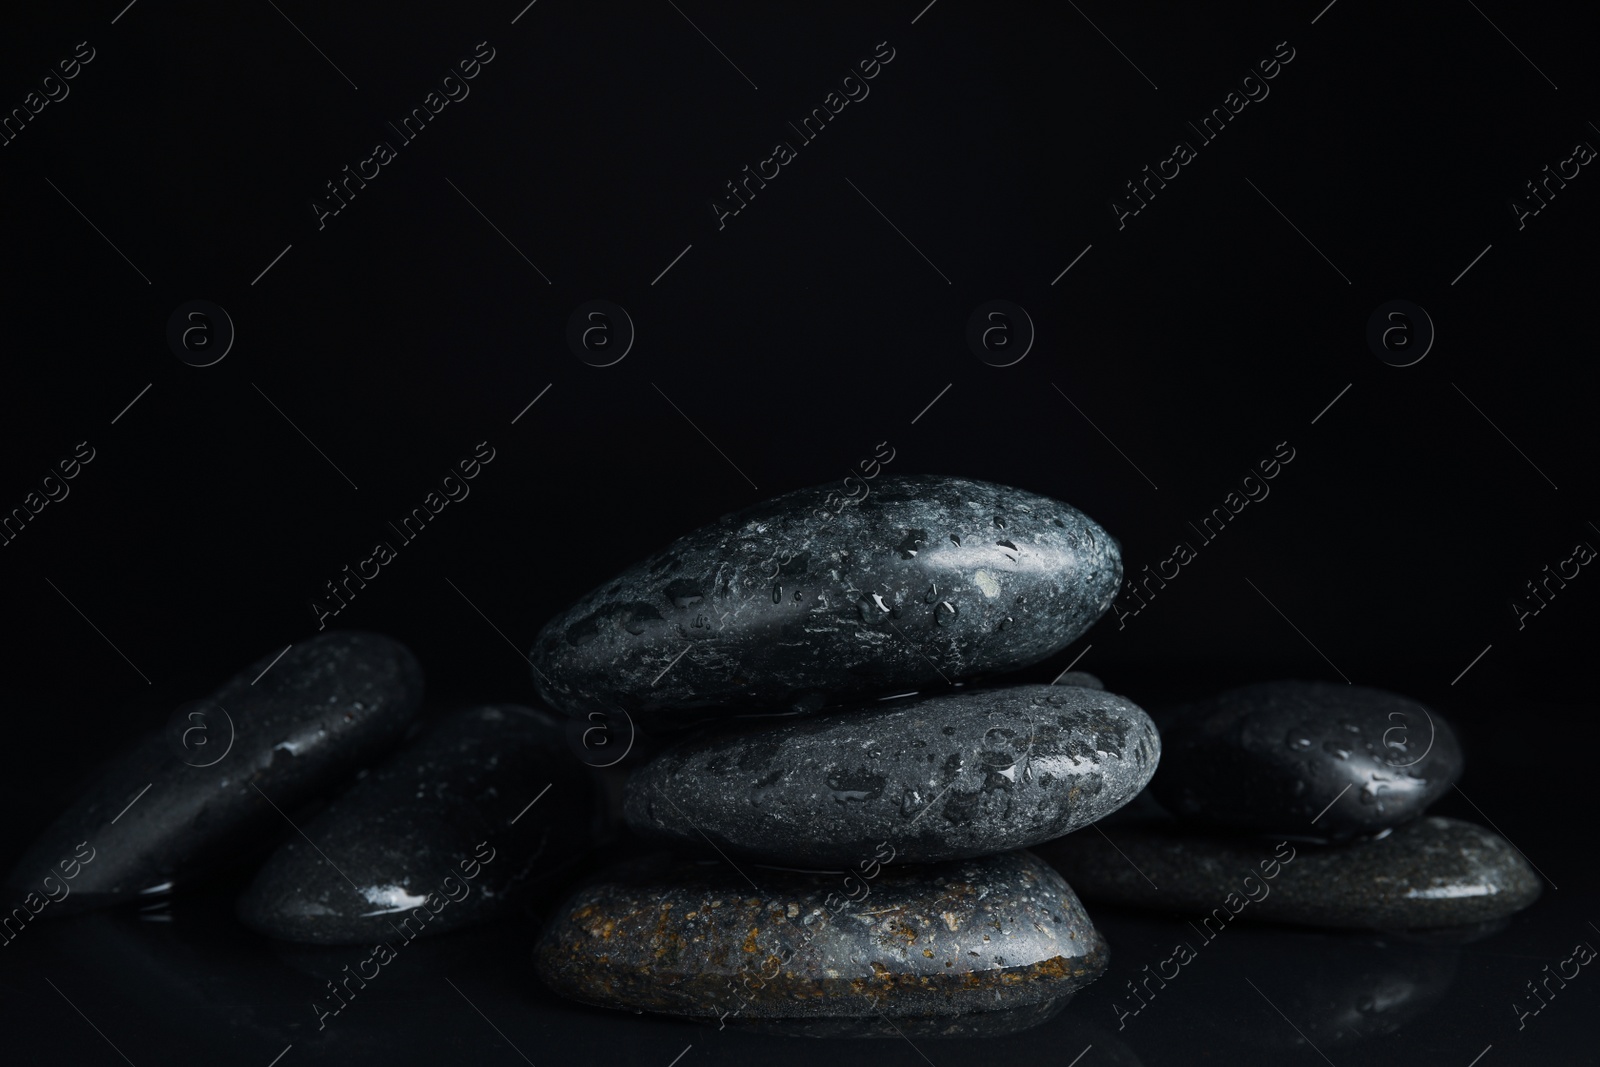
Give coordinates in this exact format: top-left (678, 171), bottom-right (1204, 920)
top-left (1040, 815), bottom-right (1541, 930)
top-left (534, 849), bottom-right (1107, 1018)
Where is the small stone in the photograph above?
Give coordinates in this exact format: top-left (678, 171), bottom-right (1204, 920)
top-left (1040, 816), bottom-right (1541, 929)
top-left (237, 705), bottom-right (599, 944)
top-left (529, 475), bottom-right (1122, 729)
top-left (5, 632), bottom-right (423, 912)
top-left (1150, 681), bottom-right (1462, 839)
top-left (534, 849), bottom-right (1107, 1018)
top-left (623, 684), bottom-right (1160, 865)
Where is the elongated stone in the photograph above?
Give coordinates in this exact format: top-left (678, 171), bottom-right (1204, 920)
top-left (4, 632), bottom-right (423, 913)
top-left (237, 704), bottom-right (599, 944)
top-left (1040, 816), bottom-right (1541, 930)
top-left (1150, 681), bottom-right (1462, 839)
top-left (534, 849), bottom-right (1107, 1018)
top-left (623, 684), bottom-right (1160, 865)
top-left (529, 475), bottom-right (1122, 728)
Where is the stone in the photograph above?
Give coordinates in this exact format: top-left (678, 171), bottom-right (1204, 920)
top-left (623, 684), bottom-right (1160, 865)
top-left (1040, 816), bottom-right (1541, 929)
top-left (529, 475), bottom-right (1122, 729)
top-left (1149, 681), bottom-right (1462, 839)
top-left (534, 848), bottom-right (1107, 1018)
top-left (4, 632), bottom-right (424, 912)
top-left (237, 704), bottom-right (600, 944)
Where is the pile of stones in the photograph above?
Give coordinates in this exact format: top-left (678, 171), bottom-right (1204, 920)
top-left (1044, 680), bottom-right (1541, 931)
top-left (529, 475), bottom-right (1160, 1026)
top-left (2, 474), bottom-right (1544, 1038)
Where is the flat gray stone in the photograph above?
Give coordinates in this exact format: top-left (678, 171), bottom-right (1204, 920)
top-left (529, 475), bottom-right (1121, 729)
top-left (535, 849), bottom-right (1107, 1018)
top-left (624, 684), bottom-right (1160, 865)
top-left (1040, 815), bottom-right (1541, 930)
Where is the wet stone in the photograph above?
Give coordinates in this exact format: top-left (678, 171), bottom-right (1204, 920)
top-left (5, 632), bottom-right (424, 912)
top-left (1049, 671), bottom-right (1104, 691)
top-left (1040, 816), bottom-right (1541, 930)
top-left (529, 475), bottom-right (1123, 729)
top-left (623, 684), bottom-right (1160, 865)
top-left (1150, 681), bottom-right (1463, 839)
top-left (238, 705), bottom-right (599, 945)
top-left (534, 848), bottom-right (1108, 1018)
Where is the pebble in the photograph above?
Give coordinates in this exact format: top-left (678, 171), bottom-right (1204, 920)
top-left (4, 632), bottom-right (423, 912)
top-left (624, 684), bottom-right (1160, 865)
top-left (534, 848), bottom-right (1107, 1018)
top-left (1150, 681), bottom-right (1462, 839)
top-left (529, 475), bottom-right (1122, 729)
top-left (237, 704), bottom-right (598, 944)
top-left (1040, 815), bottom-right (1541, 929)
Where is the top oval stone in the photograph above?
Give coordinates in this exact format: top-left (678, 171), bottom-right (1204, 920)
top-left (1149, 680), bottom-right (1463, 839)
top-left (529, 475), bottom-right (1122, 727)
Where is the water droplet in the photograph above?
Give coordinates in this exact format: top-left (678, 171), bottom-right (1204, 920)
top-left (896, 529), bottom-right (929, 560)
top-left (995, 616), bottom-right (1013, 632)
top-left (997, 539), bottom-right (1017, 551)
top-left (772, 584), bottom-right (783, 604)
top-left (1288, 736), bottom-right (1313, 750)
top-left (993, 515), bottom-right (1006, 529)
top-left (793, 589), bottom-right (803, 602)
top-left (1323, 740), bottom-right (1351, 760)
top-left (924, 582), bottom-right (939, 604)
top-left (950, 533), bottom-right (962, 547)
top-left (936, 601), bottom-right (958, 626)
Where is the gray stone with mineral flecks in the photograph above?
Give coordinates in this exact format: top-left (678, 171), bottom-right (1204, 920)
top-left (534, 848), bottom-right (1108, 1019)
top-left (529, 475), bottom-right (1122, 729)
top-left (623, 684), bottom-right (1160, 865)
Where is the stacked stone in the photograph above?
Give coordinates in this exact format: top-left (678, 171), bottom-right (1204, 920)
top-left (1044, 681), bottom-right (1541, 931)
top-left (528, 475), bottom-right (1159, 1028)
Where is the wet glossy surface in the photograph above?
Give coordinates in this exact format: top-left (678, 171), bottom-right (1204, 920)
top-left (535, 849), bottom-right (1107, 1018)
top-left (529, 476), bottom-right (1122, 729)
top-left (238, 704), bottom-right (602, 944)
top-left (624, 684), bottom-right (1159, 864)
top-left (3, 632), bottom-right (424, 911)
top-left (1041, 816), bottom-right (1541, 930)
top-left (1150, 681), bottom-right (1463, 840)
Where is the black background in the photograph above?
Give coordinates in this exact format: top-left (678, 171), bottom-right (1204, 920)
top-left (1, 0), bottom-right (1595, 1064)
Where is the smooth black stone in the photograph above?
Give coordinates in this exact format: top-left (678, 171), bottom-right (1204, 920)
top-left (623, 684), bottom-right (1160, 865)
top-left (1149, 680), bottom-right (1463, 839)
top-left (5, 632), bottom-right (423, 912)
top-left (238, 704), bottom-right (599, 945)
top-left (529, 475), bottom-right (1122, 728)
top-left (1040, 816), bottom-right (1541, 930)
top-left (534, 849), bottom-right (1108, 1018)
